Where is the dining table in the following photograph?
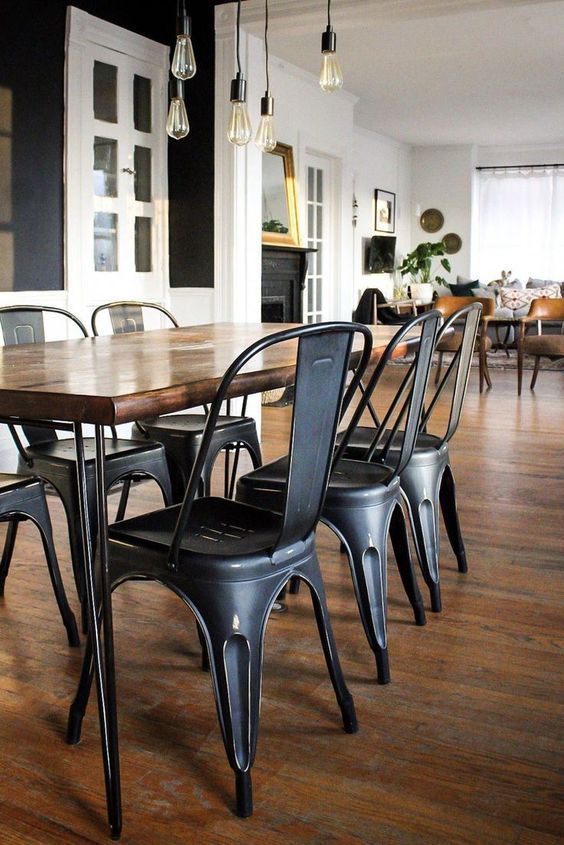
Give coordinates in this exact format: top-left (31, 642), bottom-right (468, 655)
top-left (0, 320), bottom-right (417, 837)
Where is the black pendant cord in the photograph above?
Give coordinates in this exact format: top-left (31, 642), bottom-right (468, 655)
top-left (236, 0), bottom-right (242, 75)
top-left (265, 0), bottom-right (270, 92)
top-left (327, 0), bottom-right (331, 28)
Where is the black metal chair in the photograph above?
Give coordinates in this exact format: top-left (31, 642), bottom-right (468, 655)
top-left (353, 287), bottom-right (413, 326)
top-left (237, 310), bottom-right (442, 685)
top-left (91, 301), bottom-right (262, 502)
top-left (339, 302), bottom-right (482, 612)
top-left (0, 474), bottom-right (79, 646)
top-left (66, 321), bottom-right (372, 835)
top-left (0, 305), bottom-right (173, 625)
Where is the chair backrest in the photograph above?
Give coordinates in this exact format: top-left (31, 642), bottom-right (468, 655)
top-left (525, 297), bottom-right (564, 321)
top-left (434, 295), bottom-right (495, 320)
top-left (334, 310), bottom-right (442, 481)
top-left (0, 305), bottom-right (89, 448)
top-left (168, 322), bottom-right (374, 569)
top-left (91, 301), bottom-right (178, 336)
top-left (420, 301), bottom-right (482, 446)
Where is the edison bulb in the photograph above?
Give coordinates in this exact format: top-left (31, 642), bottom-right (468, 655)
top-left (172, 34), bottom-right (196, 80)
top-left (320, 51), bottom-right (343, 92)
top-left (227, 101), bottom-right (252, 146)
top-left (255, 115), bottom-right (276, 152)
top-left (166, 97), bottom-right (189, 140)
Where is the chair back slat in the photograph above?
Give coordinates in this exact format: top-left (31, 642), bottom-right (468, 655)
top-left (421, 301), bottom-right (481, 445)
top-left (334, 310), bottom-right (441, 481)
top-left (167, 322), bottom-right (373, 570)
top-left (91, 301), bottom-right (179, 336)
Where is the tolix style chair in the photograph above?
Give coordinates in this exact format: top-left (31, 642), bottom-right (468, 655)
top-left (91, 301), bottom-right (262, 502)
top-left (517, 298), bottom-right (564, 395)
top-left (0, 474), bottom-right (79, 646)
top-left (0, 305), bottom-right (173, 625)
top-left (66, 321), bottom-right (372, 835)
top-left (340, 302), bottom-right (482, 612)
top-left (237, 310), bottom-right (442, 685)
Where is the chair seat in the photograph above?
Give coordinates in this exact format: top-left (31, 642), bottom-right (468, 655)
top-left (141, 414), bottom-right (257, 438)
top-left (25, 437), bottom-right (165, 466)
top-left (523, 335), bottom-right (564, 356)
top-left (109, 498), bottom-right (285, 580)
top-left (237, 455), bottom-right (396, 512)
top-left (337, 427), bottom-right (442, 456)
top-left (437, 332), bottom-right (492, 353)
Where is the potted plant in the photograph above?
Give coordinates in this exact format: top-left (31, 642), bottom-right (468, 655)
top-left (397, 241), bottom-right (451, 303)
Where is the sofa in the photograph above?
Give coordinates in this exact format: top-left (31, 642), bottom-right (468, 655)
top-left (446, 276), bottom-right (563, 345)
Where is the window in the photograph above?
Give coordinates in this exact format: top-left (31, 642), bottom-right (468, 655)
top-left (476, 165), bottom-right (564, 283)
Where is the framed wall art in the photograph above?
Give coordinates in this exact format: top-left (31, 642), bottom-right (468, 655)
top-left (374, 189), bottom-right (395, 233)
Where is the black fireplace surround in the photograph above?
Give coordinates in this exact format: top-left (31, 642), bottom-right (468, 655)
top-left (261, 246), bottom-right (315, 323)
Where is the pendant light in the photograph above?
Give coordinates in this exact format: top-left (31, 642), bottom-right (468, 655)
top-left (171, 0), bottom-right (196, 81)
top-left (255, 0), bottom-right (276, 153)
top-left (227, 0), bottom-right (252, 146)
top-left (319, 0), bottom-right (343, 92)
top-left (166, 78), bottom-right (189, 140)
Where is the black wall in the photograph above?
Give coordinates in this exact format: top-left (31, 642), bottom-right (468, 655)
top-left (0, 0), bottom-right (216, 291)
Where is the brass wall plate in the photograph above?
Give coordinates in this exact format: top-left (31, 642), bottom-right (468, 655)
top-left (442, 232), bottom-right (462, 254)
top-left (420, 208), bottom-right (444, 233)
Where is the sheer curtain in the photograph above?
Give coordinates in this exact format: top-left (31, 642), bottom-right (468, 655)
top-left (476, 165), bottom-right (564, 283)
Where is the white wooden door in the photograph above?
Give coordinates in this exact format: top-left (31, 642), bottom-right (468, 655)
top-left (66, 9), bottom-right (169, 318)
top-left (304, 153), bottom-right (334, 322)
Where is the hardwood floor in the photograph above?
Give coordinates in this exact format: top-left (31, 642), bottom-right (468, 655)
top-left (0, 365), bottom-right (562, 844)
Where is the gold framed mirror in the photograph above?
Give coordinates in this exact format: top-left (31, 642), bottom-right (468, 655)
top-left (261, 142), bottom-right (300, 246)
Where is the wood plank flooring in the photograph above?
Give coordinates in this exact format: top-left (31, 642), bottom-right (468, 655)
top-left (0, 365), bottom-right (562, 844)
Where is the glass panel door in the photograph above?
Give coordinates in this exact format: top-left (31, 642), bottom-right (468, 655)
top-left (66, 14), bottom-right (168, 313)
top-left (305, 158), bottom-right (328, 323)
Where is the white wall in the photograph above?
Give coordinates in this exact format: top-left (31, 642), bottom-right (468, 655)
top-left (352, 128), bottom-right (412, 303)
top-left (411, 145), bottom-right (476, 286)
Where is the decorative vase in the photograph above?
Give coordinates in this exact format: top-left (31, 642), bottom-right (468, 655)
top-left (410, 282), bottom-right (434, 304)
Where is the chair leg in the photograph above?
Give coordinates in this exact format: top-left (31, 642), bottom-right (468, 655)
top-left (400, 462), bottom-right (443, 613)
top-left (439, 464), bottom-right (468, 574)
top-left (530, 356), bottom-right (541, 390)
top-left (517, 341), bottom-right (524, 396)
top-left (114, 478), bottom-right (132, 522)
top-left (323, 502), bottom-right (393, 684)
top-left (67, 633), bottom-right (95, 744)
top-left (196, 585), bottom-right (270, 818)
top-left (31, 497), bottom-right (80, 648)
top-left (389, 503), bottom-right (426, 626)
top-left (300, 555), bottom-right (358, 734)
top-left (434, 352), bottom-right (443, 386)
top-left (0, 519), bottom-right (19, 597)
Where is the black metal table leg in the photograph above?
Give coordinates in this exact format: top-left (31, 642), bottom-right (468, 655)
top-left (73, 424), bottom-right (122, 839)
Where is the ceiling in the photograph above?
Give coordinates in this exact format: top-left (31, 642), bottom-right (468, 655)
top-left (240, 0), bottom-right (564, 147)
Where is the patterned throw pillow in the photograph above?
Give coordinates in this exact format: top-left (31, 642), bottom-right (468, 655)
top-left (499, 288), bottom-right (535, 311)
top-left (527, 277), bottom-right (564, 297)
top-left (530, 283), bottom-right (562, 299)
top-left (499, 283), bottom-right (561, 312)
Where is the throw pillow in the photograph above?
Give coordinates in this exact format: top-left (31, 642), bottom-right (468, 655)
top-left (499, 288), bottom-right (535, 311)
top-left (449, 280), bottom-right (479, 296)
top-left (527, 277), bottom-right (564, 296)
top-left (456, 275), bottom-right (480, 285)
top-left (530, 283), bottom-right (561, 299)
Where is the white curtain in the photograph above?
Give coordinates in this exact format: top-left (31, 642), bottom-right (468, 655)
top-left (476, 165), bottom-right (564, 284)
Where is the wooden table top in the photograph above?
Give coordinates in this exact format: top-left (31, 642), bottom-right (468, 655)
top-left (0, 322), bottom-right (412, 426)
